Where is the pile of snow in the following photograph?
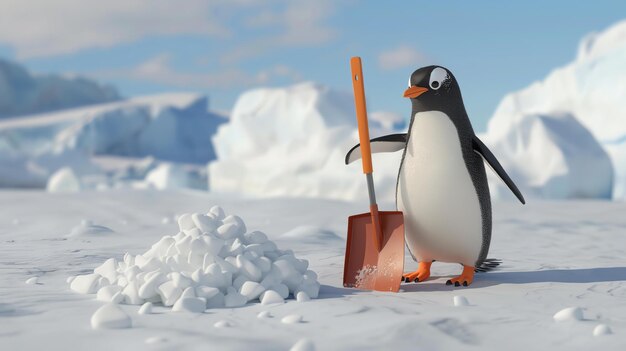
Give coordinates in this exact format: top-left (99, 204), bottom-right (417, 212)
top-left (0, 93), bottom-right (225, 189)
top-left (481, 112), bottom-right (613, 200)
top-left (209, 82), bottom-right (404, 202)
top-left (0, 58), bottom-right (120, 119)
top-left (485, 20), bottom-right (626, 199)
top-left (69, 206), bottom-right (320, 312)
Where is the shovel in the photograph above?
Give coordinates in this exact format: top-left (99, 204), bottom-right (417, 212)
top-left (342, 57), bottom-right (405, 293)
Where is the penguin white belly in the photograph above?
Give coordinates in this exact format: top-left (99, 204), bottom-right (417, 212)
top-left (397, 111), bottom-right (482, 266)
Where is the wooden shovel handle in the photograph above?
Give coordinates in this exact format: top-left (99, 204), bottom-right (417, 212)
top-left (350, 57), bottom-right (373, 175)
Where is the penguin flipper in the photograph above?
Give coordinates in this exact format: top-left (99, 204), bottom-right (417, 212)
top-left (345, 133), bottom-right (407, 165)
top-left (472, 136), bottom-right (526, 204)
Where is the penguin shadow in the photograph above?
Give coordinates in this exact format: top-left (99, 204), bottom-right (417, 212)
top-left (401, 267), bottom-right (626, 291)
top-left (479, 266), bottom-right (626, 285)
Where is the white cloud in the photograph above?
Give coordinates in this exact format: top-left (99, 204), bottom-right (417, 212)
top-left (378, 46), bottom-right (425, 70)
top-left (0, 0), bottom-right (240, 58)
top-left (0, 0), bottom-right (338, 60)
top-left (107, 54), bottom-right (302, 89)
top-left (221, 0), bottom-right (336, 63)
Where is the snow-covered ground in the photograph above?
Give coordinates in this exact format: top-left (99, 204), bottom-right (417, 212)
top-left (1, 190), bottom-right (624, 350)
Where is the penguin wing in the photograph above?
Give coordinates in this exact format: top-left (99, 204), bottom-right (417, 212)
top-left (345, 133), bottom-right (407, 165)
top-left (472, 136), bottom-right (526, 204)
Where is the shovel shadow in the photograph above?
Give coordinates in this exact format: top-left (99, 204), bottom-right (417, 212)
top-left (317, 284), bottom-right (361, 299)
top-left (400, 267), bottom-right (626, 292)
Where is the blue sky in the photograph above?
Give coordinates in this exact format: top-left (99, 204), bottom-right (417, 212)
top-left (1, 0), bottom-right (625, 131)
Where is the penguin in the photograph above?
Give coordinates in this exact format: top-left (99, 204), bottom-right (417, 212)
top-left (345, 65), bottom-right (525, 286)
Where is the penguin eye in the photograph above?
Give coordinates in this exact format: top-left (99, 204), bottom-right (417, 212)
top-left (429, 67), bottom-right (449, 90)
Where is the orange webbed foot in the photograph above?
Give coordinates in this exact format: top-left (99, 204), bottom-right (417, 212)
top-left (446, 265), bottom-right (475, 287)
top-left (402, 261), bottom-right (432, 283)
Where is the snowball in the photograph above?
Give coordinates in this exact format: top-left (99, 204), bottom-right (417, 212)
top-left (260, 290), bottom-right (284, 305)
top-left (240, 281), bottom-right (266, 301)
top-left (138, 272), bottom-right (165, 299)
top-left (290, 338), bottom-right (315, 351)
top-left (192, 213), bottom-right (217, 233)
top-left (196, 286), bottom-right (220, 300)
top-left (217, 223), bottom-right (240, 239)
top-left (177, 213), bottom-right (196, 232)
top-left (91, 304), bottom-right (132, 329)
top-left (237, 255), bottom-right (262, 282)
top-left (214, 320), bottom-right (233, 328)
top-left (94, 258), bottom-right (118, 283)
top-left (296, 291), bottom-right (311, 302)
top-left (453, 296), bottom-right (470, 307)
top-left (593, 324), bottom-right (613, 336)
top-left (172, 297), bottom-right (206, 313)
top-left (138, 302), bottom-right (153, 315)
top-left (47, 167), bottom-right (81, 193)
top-left (205, 292), bottom-right (225, 308)
top-left (281, 314), bottom-right (303, 324)
top-left (553, 307), bottom-right (584, 322)
top-left (244, 231), bottom-right (268, 245)
top-left (224, 290), bottom-right (247, 308)
top-left (70, 274), bottom-right (100, 294)
top-left (122, 281), bottom-right (143, 305)
top-left (145, 336), bottom-right (168, 344)
top-left (257, 311), bottom-right (272, 319)
top-left (97, 285), bottom-right (122, 302)
top-left (25, 277), bottom-right (39, 285)
top-left (209, 206), bottom-right (225, 220)
top-left (157, 281), bottom-right (183, 307)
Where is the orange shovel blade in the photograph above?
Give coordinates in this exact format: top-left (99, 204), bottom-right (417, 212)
top-left (343, 211), bottom-right (405, 292)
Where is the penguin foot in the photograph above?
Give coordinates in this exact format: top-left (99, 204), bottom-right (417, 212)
top-left (445, 265), bottom-right (475, 287)
top-left (402, 261), bottom-right (432, 283)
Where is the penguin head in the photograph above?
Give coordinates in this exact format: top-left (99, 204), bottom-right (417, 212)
top-left (403, 66), bottom-right (463, 113)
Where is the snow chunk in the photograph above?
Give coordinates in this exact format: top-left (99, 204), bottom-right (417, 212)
top-left (25, 277), bottom-right (39, 285)
top-left (70, 273), bottom-right (100, 294)
top-left (261, 290), bottom-right (285, 305)
top-left (296, 291), bottom-right (311, 302)
top-left (290, 338), bottom-right (316, 351)
top-left (453, 296), bottom-right (470, 307)
top-left (257, 311), bottom-right (272, 319)
top-left (47, 167), bottom-right (81, 193)
top-left (281, 314), bottom-right (303, 324)
top-left (68, 220), bottom-right (114, 237)
top-left (145, 336), bottom-right (168, 344)
top-left (214, 320), bottom-right (233, 328)
top-left (240, 281), bottom-right (265, 301)
top-left (91, 304), bottom-right (132, 329)
top-left (172, 297), bottom-right (206, 313)
top-left (138, 302), bottom-right (153, 315)
top-left (593, 324), bottom-right (613, 336)
top-left (553, 307), bottom-right (584, 322)
top-left (68, 206), bottom-right (320, 311)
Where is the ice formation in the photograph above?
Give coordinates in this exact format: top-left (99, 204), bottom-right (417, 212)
top-left (481, 112), bottom-right (613, 200)
top-left (69, 206), bottom-right (320, 312)
top-left (209, 82), bottom-right (404, 202)
top-left (0, 93), bottom-right (225, 189)
top-left (485, 20), bottom-right (626, 199)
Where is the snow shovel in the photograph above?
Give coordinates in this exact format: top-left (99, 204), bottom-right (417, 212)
top-left (342, 57), bottom-right (405, 293)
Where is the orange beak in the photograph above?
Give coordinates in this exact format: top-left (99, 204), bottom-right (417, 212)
top-left (403, 86), bottom-right (428, 98)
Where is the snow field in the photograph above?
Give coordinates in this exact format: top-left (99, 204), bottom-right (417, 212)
top-left (69, 205), bottom-right (321, 316)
